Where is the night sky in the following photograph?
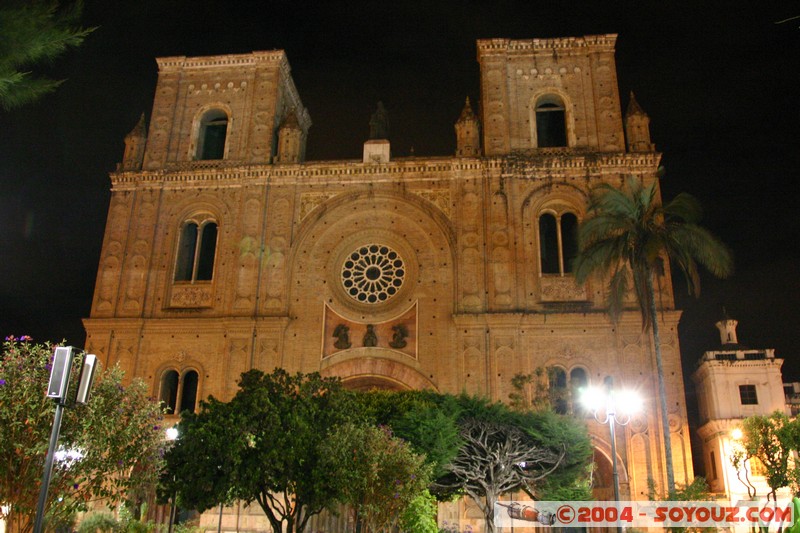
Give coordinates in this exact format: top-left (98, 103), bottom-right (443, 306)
top-left (1, 0), bottom-right (799, 396)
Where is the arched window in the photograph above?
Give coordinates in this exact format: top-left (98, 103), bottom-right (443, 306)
top-left (174, 220), bottom-right (218, 282)
top-left (549, 366), bottom-right (568, 415)
top-left (549, 366), bottom-right (590, 415)
top-left (539, 214), bottom-right (559, 274)
top-left (570, 367), bottom-right (588, 414)
top-left (160, 369), bottom-right (199, 415)
top-left (570, 367), bottom-right (588, 388)
top-left (538, 211), bottom-right (578, 275)
top-left (160, 370), bottom-right (179, 415)
top-left (180, 370), bottom-right (199, 414)
top-left (535, 95), bottom-right (567, 148)
top-left (561, 213), bottom-right (578, 273)
top-left (196, 109), bottom-right (228, 160)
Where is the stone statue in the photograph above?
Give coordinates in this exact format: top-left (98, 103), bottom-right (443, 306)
top-left (369, 101), bottom-right (389, 140)
top-left (389, 324), bottom-right (408, 349)
top-left (363, 324), bottom-right (378, 347)
top-left (333, 324), bottom-right (352, 349)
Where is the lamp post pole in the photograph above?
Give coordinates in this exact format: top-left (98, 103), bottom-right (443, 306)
top-left (33, 399), bottom-right (66, 533)
top-left (581, 381), bottom-right (641, 533)
top-left (607, 399), bottom-right (622, 504)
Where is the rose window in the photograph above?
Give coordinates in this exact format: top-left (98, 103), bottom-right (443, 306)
top-left (341, 244), bottom-right (405, 304)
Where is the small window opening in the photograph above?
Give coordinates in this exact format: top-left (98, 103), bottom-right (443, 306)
top-left (160, 370), bottom-right (179, 414)
top-left (196, 223), bottom-right (218, 280)
top-left (561, 213), bottom-right (578, 273)
top-left (539, 214), bottom-right (559, 274)
top-left (739, 384), bottom-right (758, 405)
top-left (549, 366), bottom-right (568, 414)
top-left (196, 110), bottom-right (228, 160)
top-left (180, 370), bottom-right (199, 414)
top-left (175, 223), bottom-right (198, 282)
top-left (535, 97), bottom-right (567, 147)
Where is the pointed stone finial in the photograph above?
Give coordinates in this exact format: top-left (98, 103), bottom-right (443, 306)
top-left (626, 91), bottom-right (647, 118)
top-left (121, 113), bottom-right (147, 171)
top-left (455, 96), bottom-right (480, 157)
top-left (276, 108), bottom-right (304, 164)
top-left (624, 91), bottom-right (654, 152)
top-left (280, 108), bottom-right (301, 130)
top-left (128, 113), bottom-right (147, 138)
top-left (457, 97), bottom-right (477, 124)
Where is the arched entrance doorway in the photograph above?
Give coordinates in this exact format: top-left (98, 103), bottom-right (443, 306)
top-left (341, 374), bottom-right (409, 391)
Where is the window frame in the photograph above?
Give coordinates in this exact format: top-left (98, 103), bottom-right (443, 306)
top-left (548, 365), bottom-right (590, 414)
top-left (531, 92), bottom-right (572, 149)
top-left (195, 108), bottom-right (229, 160)
top-left (174, 217), bottom-right (219, 283)
top-left (159, 368), bottom-right (200, 415)
top-left (739, 384), bottom-right (758, 405)
top-left (538, 210), bottom-right (579, 276)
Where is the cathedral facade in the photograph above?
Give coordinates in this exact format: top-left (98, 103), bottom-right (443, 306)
top-left (84, 34), bottom-right (692, 516)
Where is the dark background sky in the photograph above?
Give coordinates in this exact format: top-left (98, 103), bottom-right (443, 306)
top-left (1, 0), bottom-right (799, 395)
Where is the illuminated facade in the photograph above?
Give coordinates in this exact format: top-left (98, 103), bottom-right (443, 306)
top-left (693, 317), bottom-right (791, 503)
top-left (84, 34), bottom-right (693, 530)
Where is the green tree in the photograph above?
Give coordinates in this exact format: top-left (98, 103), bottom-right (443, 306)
top-left (432, 395), bottom-right (592, 533)
top-left (733, 412), bottom-right (800, 501)
top-left (388, 392), bottom-right (462, 480)
top-left (320, 423), bottom-right (432, 533)
top-left (399, 489), bottom-right (439, 533)
top-left (0, 1), bottom-right (94, 110)
top-left (574, 176), bottom-right (733, 492)
top-left (0, 337), bottom-right (166, 533)
top-left (162, 369), bottom-right (352, 533)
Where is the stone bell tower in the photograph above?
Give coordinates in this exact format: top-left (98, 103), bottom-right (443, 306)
top-left (141, 51), bottom-right (311, 170)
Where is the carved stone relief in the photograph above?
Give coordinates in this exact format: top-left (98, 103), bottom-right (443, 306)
top-left (539, 276), bottom-right (587, 301)
top-left (169, 285), bottom-right (214, 308)
top-left (299, 192), bottom-right (336, 220)
top-left (322, 303), bottom-right (417, 359)
top-left (416, 189), bottom-right (451, 218)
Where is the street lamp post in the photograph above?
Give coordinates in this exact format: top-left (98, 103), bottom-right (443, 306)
top-left (581, 380), bottom-right (642, 532)
top-left (165, 427), bottom-right (179, 533)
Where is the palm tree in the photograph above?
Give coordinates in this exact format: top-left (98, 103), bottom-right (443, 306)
top-left (573, 175), bottom-right (733, 494)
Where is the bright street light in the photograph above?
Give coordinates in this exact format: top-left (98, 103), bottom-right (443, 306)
top-left (580, 380), bottom-right (642, 532)
top-left (166, 427), bottom-right (179, 441)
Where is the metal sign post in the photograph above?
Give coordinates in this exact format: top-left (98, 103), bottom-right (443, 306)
top-left (33, 347), bottom-right (98, 533)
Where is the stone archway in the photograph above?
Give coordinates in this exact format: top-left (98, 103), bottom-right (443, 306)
top-left (320, 356), bottom-right (437, 392)
top-left (591, 446), bottom-right (630, 501)
top-left (342, 374), bottom-right (409, 391)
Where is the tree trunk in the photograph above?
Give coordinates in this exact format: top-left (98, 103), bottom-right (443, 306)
top-left (484, 491), bottom-right (497, 533)
top-left (646, 270), bottom-right (675, 494)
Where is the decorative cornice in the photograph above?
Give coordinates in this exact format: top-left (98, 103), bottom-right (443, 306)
top-left (157, 50), bottom-right (287, 71)
top-left (109, 152), bottom-right (660, 189)
top-left (477, 34), bottom-right (618, 58)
